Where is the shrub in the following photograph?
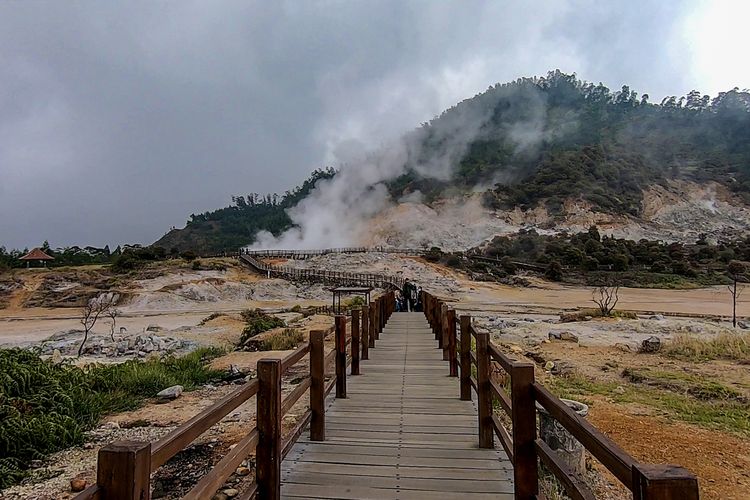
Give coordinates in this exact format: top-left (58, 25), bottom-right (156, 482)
top-left (446, 255), bottom-right (461, 267)
top-left (180, 251), bottom-right (197, 262)
top-left (239, 309), bottom-right (285, 345)
top-left (260, 329), bottom-right (305, 351)
top-left (0, 347), bottom-right (223, 488)
top-left (191, 259), bottom-right (202, 270)
top-left (545, 261), bottom-right (563, 281)
top-left (347, 296), bottom-right (366, 307)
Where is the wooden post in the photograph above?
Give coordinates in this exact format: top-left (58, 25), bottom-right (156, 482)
top-left (375, 298), bottom-right (381, 340)
top-left (369, 304), bottom-right (376, 348)
top-left (632, 464), bottom-right (699, 500)
top-left (257, 359), bottom-right (282, 500)
top-left (351, 309), bottom-right (361, 375)
top-left (459, 315), bottom-right (472, 400)
top-left (441, 304), bottom-right (449, 359)
top-left (447, 309), bottom-right (457, 377)
top-left (361, 304), bottom-right (370, 360)
top-left (510, 362), bottom-right (538, 499)
top-left (335, 315), bottom-right (347, 398)
top-left (475, 331), bottom-right (494, 449)
top-left (97, 441), bottom-right (151, 500)
top-left (310, 330), bottom-right (325, 441)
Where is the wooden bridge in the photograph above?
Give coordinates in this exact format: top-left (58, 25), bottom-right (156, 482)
top-left (75, 292), bottom-right (699, 500)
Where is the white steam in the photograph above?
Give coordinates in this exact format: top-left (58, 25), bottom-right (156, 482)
top-left (252, 82), bottom-right (570, 250)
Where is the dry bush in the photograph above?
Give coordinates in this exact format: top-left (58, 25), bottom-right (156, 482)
top-left (664, 332), bottom-right (750, 362)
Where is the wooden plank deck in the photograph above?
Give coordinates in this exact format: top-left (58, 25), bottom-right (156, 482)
top-left (282, 312), bottom-right (514, 499)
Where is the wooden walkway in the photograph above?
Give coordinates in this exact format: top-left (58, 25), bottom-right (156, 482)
top-left (282, 312), bottom-right (514, 499)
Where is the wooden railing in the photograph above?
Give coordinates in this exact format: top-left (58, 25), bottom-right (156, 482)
top-left (239, 253), bottom-right (408, 289)
top-left (198, 246), bottom-right (423, 260)
top-left (74, 292), bottom-right (396, 500)
top-left (421, 290), bottom-right (700, 500)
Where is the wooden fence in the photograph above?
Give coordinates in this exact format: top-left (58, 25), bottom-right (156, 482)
top-left (238, 253), bottom-right (408, 290)
top-left (74, 292), bottom-right (396, 500)
top-left (198, 246), bottom-right (423, 260)
top-left (421, 290), bottom-right (700, 500)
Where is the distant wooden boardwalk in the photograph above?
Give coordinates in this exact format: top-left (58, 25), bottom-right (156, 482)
top-left (282, 312), bottom-right (514, 499)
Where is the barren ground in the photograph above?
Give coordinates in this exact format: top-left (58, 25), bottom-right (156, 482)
top-left (2, 255), bottom-right (749, 499)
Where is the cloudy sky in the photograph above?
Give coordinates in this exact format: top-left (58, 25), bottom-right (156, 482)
top-left (1, 0), bottom-right (748, 249)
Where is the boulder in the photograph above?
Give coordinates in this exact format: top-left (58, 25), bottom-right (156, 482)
top-left (639, 336), bottom-right (661, 353)
top-left (738, 320), bottom-right (750, 330)
top-left (146, 324), bottom-right (162, 332)
top-left (649, 314), bottom-right (665, 321)
top-left (551, 361), bottom-right (576, 376)
top-left (222, 489), bottom-right (239, 498)
top-left (156, 385), bottom-right (183, 401)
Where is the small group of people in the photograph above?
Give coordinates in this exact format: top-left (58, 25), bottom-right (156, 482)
top-left (396, 282), bottom-right (422, 312)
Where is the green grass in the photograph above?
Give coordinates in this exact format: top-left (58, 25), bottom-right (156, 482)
top-left (663, 332), bottom-right (750, 362)
top-left (0, 347), bottom-right (224, 489)
top-left (548, 370), bottom-right (750, 437)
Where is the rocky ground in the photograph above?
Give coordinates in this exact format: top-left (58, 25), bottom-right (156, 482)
top-left (2, 254), bottom-right (749, 499)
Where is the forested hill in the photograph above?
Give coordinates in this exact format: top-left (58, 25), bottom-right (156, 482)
top-left (154, 168), bottom-right (335, 253)
top-left (156, 71), bottom-right (750, 253)
top-left (390, 70), bottom-right (750, 214)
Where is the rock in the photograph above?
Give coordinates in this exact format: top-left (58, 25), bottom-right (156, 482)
top-left (560, 332), bottom-right (579, 342)
top-left (544, 361), bottom-right (555, 371)
top-left (30, 459), bottom-right (43, 468)
top-left (614, 386), bottom-right (626, 395)
top-left (738, 320), bottom-right (750, 330)
top-left (70, 478), bottom-right (87, 492)
top-left (639, 336), bottom-right (662, 353)
top-left (551, 361), bottom-right (576, 376)
top-left (50, 349), bottom-right (63, 365)
top-left (102, 421), bottom-right (120, 430)
top-left (222, 488), bottom-right (239, 497)
top-left (236, 466), bottom-right (251, 476)
top-left (525, 350), bottom-right (547, 364)
top-left (156, 385), bottom-right (183, 401)
top-left (146, 324), bottom-right (162, 332)
top-left (212, 494), bottom-right (229, 500)
top-left (584, 316), bottom-right (593, 321)
top-left (83, 442), bottom-right (95, 449)
top-left (508, 344), bottom-right (523, 354)
top-left (650, 314), bottom-right (665, 321)
top-left (549, 331), bottom-right (578, 342)
top-left (229, 364), bottom-right (241, 375)
top-left (614, 343), bottom-right (631, 352)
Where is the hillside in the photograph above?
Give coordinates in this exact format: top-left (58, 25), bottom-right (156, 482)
top-left (156, 71), bottom-right (750, 252)
top-left (153, 168), bottom-right (335, 253)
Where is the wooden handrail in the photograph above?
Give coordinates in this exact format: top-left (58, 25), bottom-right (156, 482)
top-left (423, 290), bottom-right (699, 500)
top-left (151, 380), bottom-right (260, 469)
top-left (533, 382), bottom-right (635, 489)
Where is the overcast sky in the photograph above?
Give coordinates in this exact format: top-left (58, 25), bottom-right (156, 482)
top-left (1, 0), bottom-right (748, 250)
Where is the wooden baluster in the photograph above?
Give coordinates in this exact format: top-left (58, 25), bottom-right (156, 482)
top-left (369, 303), bottom-right (376, 348)
top-left (510, 362), bottom-right (537, 499)
top-left (97, 441), bottom-right (151, 500)
top-left (475, 331), bottom-right (494, 449)
top-left (310, 330), bottom-right (325, 441)
top-left (441, 304), bottom-right (449, 360)
top-left (257, 359), bottom-right (282, 500)
top-left (351, 309), bottom-right (361, 375)
top-left (361, 305), bottom-right (370, 360)
top-left (459, 315), bottom-right (472, 400)
top-left (335, 315), bottom-right (347, 398)
top-left (632, 465), bottom-right (699, 500)
top-left (447, 309), bottom-right (457, 377)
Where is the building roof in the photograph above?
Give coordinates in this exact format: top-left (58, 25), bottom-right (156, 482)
top-left (19, 248), bottom-right (55, 261)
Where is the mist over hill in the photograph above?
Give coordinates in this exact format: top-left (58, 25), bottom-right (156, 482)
top-left (156, 71), bottom-right (750, 253)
